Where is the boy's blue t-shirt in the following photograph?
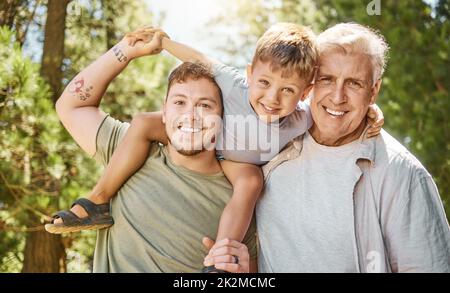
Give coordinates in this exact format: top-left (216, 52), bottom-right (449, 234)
top-left (213, 63), bottom-right (313, 165)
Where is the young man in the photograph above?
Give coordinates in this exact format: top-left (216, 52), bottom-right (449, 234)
top-left (49, 31), bottom-right (257, 272)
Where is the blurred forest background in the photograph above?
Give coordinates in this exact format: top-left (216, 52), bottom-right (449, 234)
top-left (0, 0), bottom-right (448, 272)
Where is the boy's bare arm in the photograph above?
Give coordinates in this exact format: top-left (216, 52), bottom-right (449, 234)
top-left (161, 38), bottom-right (220, 67)
top-left (133, 111), bottom-right (168, 145)
top-left (366, 103), bottom-right (384, 138)
top-left (217, 161), bottom-right (263, 242)
top-left (126, 27), bottom-right (220, 67)
top-left (56, 30), bottom-right (167, 156)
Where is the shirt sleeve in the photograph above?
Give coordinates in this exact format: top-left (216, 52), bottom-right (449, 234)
top-left (212, 63), bottom-right (246, 101)
top-left (386, 171), bottom-right (450, 272)
top-left (93, 115), bottom-right (130, 166)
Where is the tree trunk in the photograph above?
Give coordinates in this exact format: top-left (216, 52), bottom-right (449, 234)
top-left (0, 0), bottom-right (26, 29)
top-left (21, 0), bottom-right (70, 273)
top-left (21, 227), bottom-right (66, 273)
top-left (40, 0), bottom-right (70, 103)
top-left (101, 0), bottom-right (118, 50)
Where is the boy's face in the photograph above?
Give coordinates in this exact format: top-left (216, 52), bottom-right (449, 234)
top-left (163, 78), bottom-right (223, 156)
top-left (247, 60), bottom-right (310, 123)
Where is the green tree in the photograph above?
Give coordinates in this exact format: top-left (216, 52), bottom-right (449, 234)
top-left (1, 0), bottom-right (174, 272)
top-left (0, 26), bottom-right (95, 272)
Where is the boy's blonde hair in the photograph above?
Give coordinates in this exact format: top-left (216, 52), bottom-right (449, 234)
top-left (252, 23), bottom-right (318, 83)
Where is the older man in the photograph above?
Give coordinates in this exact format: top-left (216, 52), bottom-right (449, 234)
top-left (255, 23), bottom-right (450, 272)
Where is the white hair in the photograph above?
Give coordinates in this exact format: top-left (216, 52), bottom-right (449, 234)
top-left (317, 22), bottom-right (389, 82)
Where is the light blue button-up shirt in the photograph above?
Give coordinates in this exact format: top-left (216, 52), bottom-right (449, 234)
top-left (259, 129), bottom-right (450, 272)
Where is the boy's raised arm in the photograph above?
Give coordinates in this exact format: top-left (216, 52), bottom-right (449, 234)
top-left (161, 38), bottom-right (220, 67)
top-left (126, 27), bottom-right (220, 67)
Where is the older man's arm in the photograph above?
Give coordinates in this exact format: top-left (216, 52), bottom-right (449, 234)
top-left (55, 30), bottom-right (166, 156)
top-left (385, 171), bottom-right (450, 272)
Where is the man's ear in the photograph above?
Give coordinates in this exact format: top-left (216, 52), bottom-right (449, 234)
top-left (162, 103), bottom-right (166, 124)
top-left (370, 79), bottom-right (382, 104)
top-left (246, 63), bottom-right (253, 82)
top-left (300, 84), bottom-right (313, 101)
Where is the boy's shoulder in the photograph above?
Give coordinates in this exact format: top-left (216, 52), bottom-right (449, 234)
top-left (213, 63), bottom-right (246, 84)
top-left (212, 62), bottom-right (248, 100)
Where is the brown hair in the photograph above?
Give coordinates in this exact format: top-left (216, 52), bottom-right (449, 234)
top-left (252, 23), bottom-right (318, 83)
top-left (167, 62), bottom-right (222, 99)
top-left (166, 62), bottom-right (223, 114)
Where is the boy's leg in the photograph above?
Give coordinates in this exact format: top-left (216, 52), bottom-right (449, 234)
top-left (216, 160), bottom-right (263, 242)
top-left (55, 112), bottom-right (166, 224)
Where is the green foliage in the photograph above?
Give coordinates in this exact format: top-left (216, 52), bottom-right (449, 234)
top-left (1, 0), bottom-right (175, 272)
top-left (64, 0), bottom-right (175, 121)
top-left (0, 25), bottom-right (99, 272)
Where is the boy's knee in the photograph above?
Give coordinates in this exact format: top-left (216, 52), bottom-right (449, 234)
top-left (131, 113), bottom-right (153, 130)
top-left (240, 166), bottom-right (264, 191)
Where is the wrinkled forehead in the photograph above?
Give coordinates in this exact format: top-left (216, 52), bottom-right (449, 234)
top-left (318, 50), bottom-right (374, 82)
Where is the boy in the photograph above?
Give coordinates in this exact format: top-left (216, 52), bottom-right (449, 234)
top-left (46, 24), bottom-right (383, 272)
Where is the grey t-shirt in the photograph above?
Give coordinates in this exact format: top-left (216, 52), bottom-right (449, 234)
top-left (92, 116), bottom-right (258, 273)
top-left (256, 131), bottom-right (361, 272)
top-left (213, 63), bottom-right (312, 165)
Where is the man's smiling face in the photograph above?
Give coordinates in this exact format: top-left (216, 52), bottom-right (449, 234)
top-left (163, 78), bottom-right (223, 156)
top-left (310, 51), bottom-right (381, 145)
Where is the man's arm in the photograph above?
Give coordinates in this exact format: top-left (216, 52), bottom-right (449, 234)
top-left (386, 172), bottom-right (450, 272)
top-left (203, 238), bottom-right (257, 273)
top-left (56, 31), bottom-right (166, 156)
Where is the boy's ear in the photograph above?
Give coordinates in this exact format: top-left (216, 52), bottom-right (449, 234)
top-left (370, 79), bottom-right (382, 105)
top-left (246, 63), bottom-right (253, 81)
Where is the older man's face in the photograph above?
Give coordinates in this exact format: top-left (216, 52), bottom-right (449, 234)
top-left (310, 51), bottom-right (381, 145)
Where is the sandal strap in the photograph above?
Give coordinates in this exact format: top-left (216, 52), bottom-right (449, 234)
top-left (52, 210), bottom-right (82, 225)
top-left (71, 198), bottom-right (110, 217)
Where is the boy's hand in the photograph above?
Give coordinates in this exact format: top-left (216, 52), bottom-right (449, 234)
top-left (366, 104), bottom-right (384, 138)
top-left (119, 26), bottom-right (169, 60)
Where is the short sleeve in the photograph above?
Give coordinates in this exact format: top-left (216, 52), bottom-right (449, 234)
top-left (93, 115), bottom-right (130, 166)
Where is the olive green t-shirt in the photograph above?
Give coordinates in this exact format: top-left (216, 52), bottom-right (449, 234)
top-left (92, 116), bottom-right (257, 273)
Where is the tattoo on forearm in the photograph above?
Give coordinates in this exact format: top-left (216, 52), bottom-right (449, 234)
top-left (112, 46), bottom-right (128, 62)
top-left (68, 77), bottom-right (93, 101)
